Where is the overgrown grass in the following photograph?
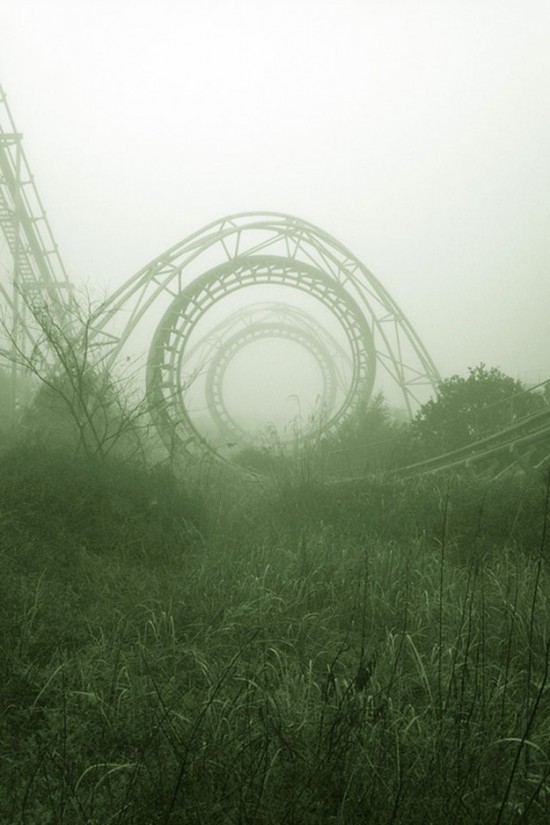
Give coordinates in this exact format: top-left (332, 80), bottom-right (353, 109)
top-left (1, 442), bottom-right (550, 823)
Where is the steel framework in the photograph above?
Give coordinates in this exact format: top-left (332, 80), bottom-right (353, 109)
top-left (199, 301), bottom-right (351, 446)
top-left (2, 86), bottom-right (550, 476)
top-left (86, 212), bottom-right (442, 459)
top-left (0, 87), bottom-right (73, 343)
top-left (0, 86), bottom-right (75, 418)
top-left (205, 321), bottom-right (337, 444)
top-left (0, 86), bottom-right (440, 462)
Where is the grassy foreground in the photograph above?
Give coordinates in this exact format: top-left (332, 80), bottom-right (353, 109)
top-left (1, 444), bottom-right (550, 824)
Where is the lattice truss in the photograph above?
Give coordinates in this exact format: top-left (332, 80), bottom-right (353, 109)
top-left (0, 86), bottom-right (442, 462)
top-left (3, 85), bottom-right (549, 474)
top-left (0, 86), bottom-right (73, 372)
top-left (89, 212), bottom-right (441, 459)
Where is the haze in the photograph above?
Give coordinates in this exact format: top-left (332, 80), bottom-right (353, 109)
top-left (2, 0), bottom-right (550, 391)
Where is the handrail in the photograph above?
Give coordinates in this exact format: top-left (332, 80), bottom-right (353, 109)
top-left (0, 85), bottom-right (74, 310)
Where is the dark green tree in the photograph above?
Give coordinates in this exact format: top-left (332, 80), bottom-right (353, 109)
top-left (320, 392), bottom-right (415, 474)
top-left (414, 363), bottom-right (545, 455)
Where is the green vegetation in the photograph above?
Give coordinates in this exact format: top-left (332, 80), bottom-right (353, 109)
top-left (235, 365), bottom-right (550, 477)
top-left (235, 393), bottom-right (414, 478)
top-left (2, 333), bottom-right (550, 822)
top-left (2, 436), bottom-right (550, 824)
top-left (414, 364), bottom-right (547, 456)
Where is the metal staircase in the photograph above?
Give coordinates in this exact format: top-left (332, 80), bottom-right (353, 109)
top-left (0, 85), bottom-right (73, 322)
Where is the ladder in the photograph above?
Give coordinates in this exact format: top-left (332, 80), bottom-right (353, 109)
top-left (0, 85), bottom-right (74, 319)
top-left (0, 86), bottom-right (75, 413)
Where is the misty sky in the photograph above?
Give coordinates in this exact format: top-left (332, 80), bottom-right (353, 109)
top-left (2, 0), bottom-right (550, 385)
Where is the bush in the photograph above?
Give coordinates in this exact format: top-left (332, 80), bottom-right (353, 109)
top-left (0, 442), bottom-right (200, 560)
top-left (414, 363), bottom-right (546, 456)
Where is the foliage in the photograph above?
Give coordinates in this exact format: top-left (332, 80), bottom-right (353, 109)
top-left (0, 365), bottom-right (36, 432)
top-left (0, 366), bottom-right (13, 426)
top-left (0, 442), bottom-right (201, 559)
top-left (414, 363), bottom-right (546, 455)
top-left (321, 391), bottom-right (415, 474)
top-left (1, 291), bottom-right (152, 459)
top-left (3, 436), bottom-right (550, 822)
top-left (235, 393), bottom-right (415, 478)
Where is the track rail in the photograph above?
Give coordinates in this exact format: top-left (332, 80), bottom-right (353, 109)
top-left (0, 85), bottom-right (74, 370)
top-left (400, 407), bottom-right (550, 478)
top-left (0, 85), bottom-right (547, 478)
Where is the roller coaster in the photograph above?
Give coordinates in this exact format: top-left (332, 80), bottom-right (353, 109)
top-left (1, 85), bottom-right (549, 477)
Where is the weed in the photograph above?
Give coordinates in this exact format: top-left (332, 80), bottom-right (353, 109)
top-left (2, 446), bottom-right (550, 822)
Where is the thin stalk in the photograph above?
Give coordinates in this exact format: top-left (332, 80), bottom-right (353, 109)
top-left (495, 639), bottom-right (550, 825)
top-left (438, 483), bottom-right (451, 726)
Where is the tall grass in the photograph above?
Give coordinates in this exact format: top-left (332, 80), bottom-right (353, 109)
top-left (1, 442), bottom-right (550, 823)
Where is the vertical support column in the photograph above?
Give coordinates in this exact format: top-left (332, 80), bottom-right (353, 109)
top-left (0, 86), bottom-right (75, 432)
top-left (0, 131), bottom-right (24, 421)
top-left (11, 133), bottom-right (23, 421)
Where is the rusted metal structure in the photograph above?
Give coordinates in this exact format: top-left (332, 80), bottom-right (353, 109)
top-left (0, 86), bottom-right (74, 412)
top-left (88, 212), bottom-right (441, 459)
top-left (3, 83), bottom-right (548, 476)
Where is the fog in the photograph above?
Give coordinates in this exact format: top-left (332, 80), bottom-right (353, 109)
top-left (2, 0), bottom-right (550, 432)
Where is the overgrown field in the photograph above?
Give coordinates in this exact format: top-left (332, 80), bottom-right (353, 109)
top-left (1, 443), bottom-right (550, 824)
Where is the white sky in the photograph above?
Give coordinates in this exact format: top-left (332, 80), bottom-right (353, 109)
top-left (2, 0), bottom-right (550, 383)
